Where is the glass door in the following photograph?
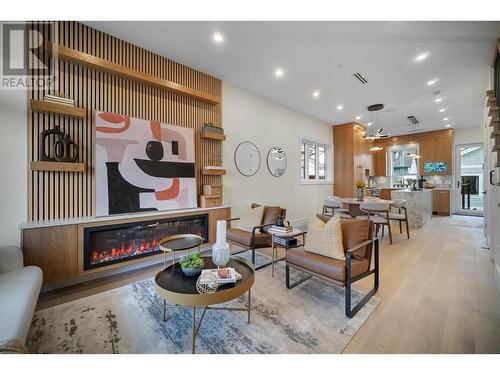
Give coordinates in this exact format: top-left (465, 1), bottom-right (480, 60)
top-left (455, 144), bottom-right (484, 215)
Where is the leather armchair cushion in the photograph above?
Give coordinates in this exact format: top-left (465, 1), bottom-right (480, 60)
top-left (227, 228), bottom-right (271, 247)
top-left (235, 205), bottom-right (265, 234)
top-left (286, 247), bottom-right (369, 282)
top-left (260, 206), bottom-right (282, 234)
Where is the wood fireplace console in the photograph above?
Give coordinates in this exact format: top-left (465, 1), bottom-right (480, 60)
top-left (19, 206), bottom-right (231, 285)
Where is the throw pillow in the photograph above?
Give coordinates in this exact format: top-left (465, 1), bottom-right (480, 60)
top-left (236, 205), bottom-right (265, 233)
top-left (304, 215), bottom-right (345, 260)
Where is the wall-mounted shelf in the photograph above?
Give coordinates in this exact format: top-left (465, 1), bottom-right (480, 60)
top-left (487, 90), bottom-right (495, 99)
top-left (30, 99), bottom-right (86, 119)
top-left (30, 161), bottom-right (85, 173)
top-left (200, 131), bottom-right (226, 141)
top-left (489, 106), bottom-right (498, 117)
top-left (202, 167), bottom-right (226, 175)
top-left (48, 43), bottom-right (220, 105)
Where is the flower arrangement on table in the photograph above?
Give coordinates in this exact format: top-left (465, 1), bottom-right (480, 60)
top-left (355, 181), bottom-right (366, 201)
top-left (180, 253), bottom-right (205, 276)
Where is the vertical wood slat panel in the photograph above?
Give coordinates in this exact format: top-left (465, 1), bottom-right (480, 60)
top-left (28, 21), bottom-right (222, 221)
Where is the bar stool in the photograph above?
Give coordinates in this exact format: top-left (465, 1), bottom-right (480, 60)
top-left (384, 199), bottom-right (410, 239)
top-left (356, 201), bottom-right (392, 244)
top-left (322, 196), bottom-right (350, 217)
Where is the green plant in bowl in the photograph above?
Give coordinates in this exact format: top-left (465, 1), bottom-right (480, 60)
top-left (180, 253), bottom-right (204, 276)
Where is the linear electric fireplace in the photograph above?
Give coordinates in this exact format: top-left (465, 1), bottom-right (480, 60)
top-left (83, 214), bottom-right (208, 270)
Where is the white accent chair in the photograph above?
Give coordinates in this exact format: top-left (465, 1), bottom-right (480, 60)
top-left (322, 196), bottom-right (351, 217)
top-left (382, 199), bottom-right (410, 239)
top-left (0, 245), bottom-right (43, 352)
top-left (356, 201), bottom-right (393, 244)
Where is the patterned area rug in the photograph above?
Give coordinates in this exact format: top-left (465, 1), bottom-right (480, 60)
top-left (27, 259), bottom-right (380, 354)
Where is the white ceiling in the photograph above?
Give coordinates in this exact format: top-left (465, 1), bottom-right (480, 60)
top-left (86, 21), bottom-right (500, 135)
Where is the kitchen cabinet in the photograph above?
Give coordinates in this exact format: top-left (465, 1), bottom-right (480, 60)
top-left (432, 190), bottom-right (450, 216)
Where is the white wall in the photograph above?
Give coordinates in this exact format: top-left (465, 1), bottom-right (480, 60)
top-left (454, 127), bottom-right (483, 146)
top-left (0, 89), bottom-right (27, 246)
top-left (222, 82), bottom-right (332, 226)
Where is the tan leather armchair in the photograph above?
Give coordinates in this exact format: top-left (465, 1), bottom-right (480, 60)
top-left (227, 203), bottom-right (286, 269)
top-left (285, 216), bottom-right (379, 318)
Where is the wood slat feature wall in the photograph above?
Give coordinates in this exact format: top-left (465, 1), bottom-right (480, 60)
top-left (28, 21), bottom-right (222, 221)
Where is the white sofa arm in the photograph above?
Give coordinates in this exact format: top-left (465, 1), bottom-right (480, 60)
top-left (0, 245), bottom-right (24, 274)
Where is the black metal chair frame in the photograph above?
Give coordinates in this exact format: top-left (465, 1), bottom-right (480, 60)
top-left (285, 238), bottom-right (379, 318)
top-left (227, 217), bottom-right (275, 270)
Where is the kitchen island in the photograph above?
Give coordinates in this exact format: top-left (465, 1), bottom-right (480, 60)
top-left (391, 189), bottom-right (432, 228)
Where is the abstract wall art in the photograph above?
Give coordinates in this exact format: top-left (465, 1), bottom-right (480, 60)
top-left (95, 111), bottom-right (197, 216)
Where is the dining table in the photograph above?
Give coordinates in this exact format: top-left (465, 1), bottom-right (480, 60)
top-left (338, 197), bottom-right (394, 218)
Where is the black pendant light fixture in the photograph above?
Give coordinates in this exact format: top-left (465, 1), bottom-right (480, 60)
top-left (363, 104), bottom-right (390, 141)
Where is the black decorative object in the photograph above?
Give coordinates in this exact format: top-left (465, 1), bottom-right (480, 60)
top-left (54, 135), bottom-right (79, 162)
top-left (38, 125), bottom-right (79, 163)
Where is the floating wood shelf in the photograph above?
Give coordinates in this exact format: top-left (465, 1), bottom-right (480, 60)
top-left (202, 168), bottom-right (226, 176)
top-left (489, 106), bottom-right (498, 117)
top-left (200, 131), bottom-right (226, 141)
top-left (30, 161), bottom-right (85, 173)
top-left (199, 195), bottom-right (223, 208)
top-left (48, 43), bottom-right (220, 105)
top-left (487, 97), bottom-right (497, 107)
top-left (30, 99), bottom-right (86, 119)
top-left (487, 89), bottom-right (495, 99)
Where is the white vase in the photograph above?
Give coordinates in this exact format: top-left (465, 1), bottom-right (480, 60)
top-left (212, 242), bottom-right (230, 268)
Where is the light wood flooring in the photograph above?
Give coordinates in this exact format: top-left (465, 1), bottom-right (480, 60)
top-left (36, 215), bottom-right (500, 353)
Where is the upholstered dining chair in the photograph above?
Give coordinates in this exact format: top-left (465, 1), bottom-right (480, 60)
top-left (285, 217), bottom-right (379, 318)
top-left (322, 196), bottom-right (350, 217)
top-left (382, 199), bottom-right (410, 239)
top-left (227, 203), bottom-right (286, 269)
top-left (356, 201), bottom-right (392, 244)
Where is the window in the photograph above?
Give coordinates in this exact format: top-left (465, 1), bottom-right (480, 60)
top-left (388, 144), bottom-right (419, 187)
top-left (300, 139), bottom-right (332, 183)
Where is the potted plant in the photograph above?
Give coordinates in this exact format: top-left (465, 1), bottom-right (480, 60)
top-left (180, 253), bottom-right (205, 277)
top-left (355, 181), bottom-right (366, 201)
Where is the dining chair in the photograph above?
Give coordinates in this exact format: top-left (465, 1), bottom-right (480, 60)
top-left (381, 199), bottom-right (410, 239)
top-left (356, 201), bottom-right (392, 244)
top-left (322, 196), bottom-right (350, 216)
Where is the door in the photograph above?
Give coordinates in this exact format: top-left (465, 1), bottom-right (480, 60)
top-left (455, 143), bottom-right (484, 216)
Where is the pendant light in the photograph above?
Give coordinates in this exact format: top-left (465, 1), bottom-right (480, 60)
top-left (363, 104), bottom-right (390, 141)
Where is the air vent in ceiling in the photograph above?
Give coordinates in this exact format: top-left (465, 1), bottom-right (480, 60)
top-left (407, 115), bottom-right (419, 125)
top-left (353, 72), bottom-right (368, 84)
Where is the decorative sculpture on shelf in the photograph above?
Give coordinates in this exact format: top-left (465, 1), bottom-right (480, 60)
top-left (38, 125), bottom-right (79, 163)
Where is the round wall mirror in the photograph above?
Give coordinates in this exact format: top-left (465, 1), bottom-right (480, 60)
top-left (267, 146), bottom-right (287, 177)
top-left (234, 141), bottom-right (261, 177)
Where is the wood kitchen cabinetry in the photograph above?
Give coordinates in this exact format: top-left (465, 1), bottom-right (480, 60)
top-left (432, 190), bottom-right (451, 216)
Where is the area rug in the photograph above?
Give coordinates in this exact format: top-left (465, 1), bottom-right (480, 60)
top-left (26, 260), bottom-right (380, 354)
top-left (449, 217), bottom-right (484, 229)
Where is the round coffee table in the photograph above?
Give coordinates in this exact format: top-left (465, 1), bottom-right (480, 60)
top-left (154, 255), bottom-right (255, 353)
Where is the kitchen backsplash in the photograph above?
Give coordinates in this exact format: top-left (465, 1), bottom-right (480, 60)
top-left (371, 175), bottom-right (453, 188)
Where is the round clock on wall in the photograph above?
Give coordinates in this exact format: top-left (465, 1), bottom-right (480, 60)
top-left (234, 141), bottom-right (261, 177)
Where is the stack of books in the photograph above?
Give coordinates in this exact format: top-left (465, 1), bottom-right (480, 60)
top-left (201, 267), bottom-right (241, 285)
top-left (44, 94), bottom-right (75, 106)
top-left (274, 237), bottom-right (298, 247)
top-left (270, 225), bottom-right (293, 234)
top-left (202, 122), bottom-right (224, 134)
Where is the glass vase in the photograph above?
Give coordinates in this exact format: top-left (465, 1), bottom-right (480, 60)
top-left (356, 189), bottom-right (364, 201)
top-left (212, 242), bottom-right (230, 268)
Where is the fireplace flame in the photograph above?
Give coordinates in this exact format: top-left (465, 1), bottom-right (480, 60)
top-left (90, 239), bottom-right (160, 264)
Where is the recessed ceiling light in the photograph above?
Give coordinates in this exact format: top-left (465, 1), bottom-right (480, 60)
top-left (445, 124), bottom-right (451, 128)
top-left (367, 122), bottom-right (373, 126)
top-left (312, 90), bottom-right (320, 98)
top-left (434, 98), bottom-right (443, 103)
top-left (336, 104), bottom-right (343, 110)
top-left (274, 68), bottom-right (284, 78)
top-left (355, 116), bottom-right (361, 120)
top-left (427, 79), bottom-right (437, 86)
top-left (415, 52), bottom-right (430, 62)
top-left (439, 108), bottom-right (446, 112)
top-left (443, 117), bottom-right (449, 121)
top-left (212, 32), bottom-right (224, 43)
